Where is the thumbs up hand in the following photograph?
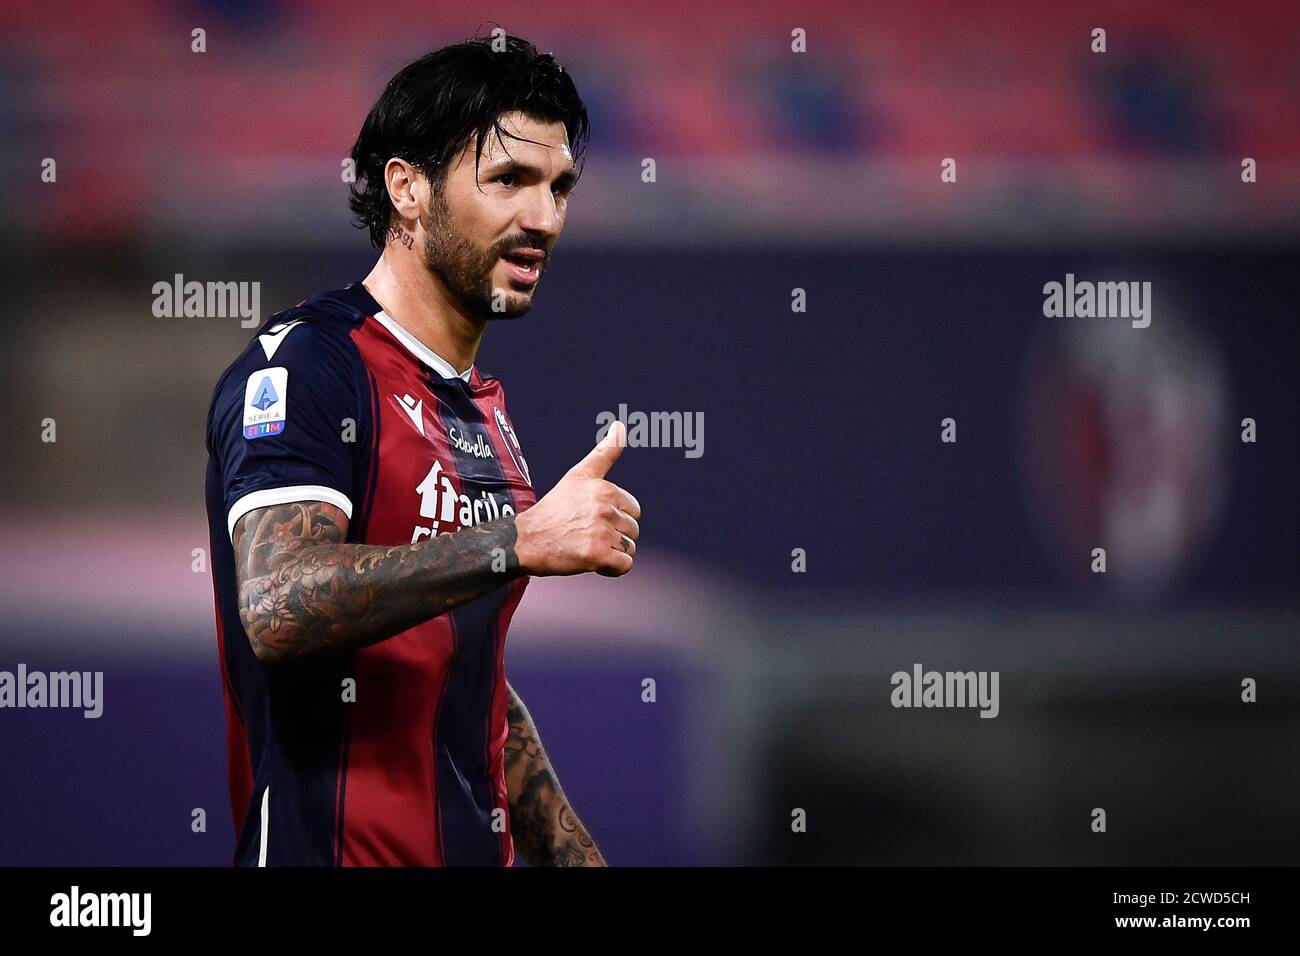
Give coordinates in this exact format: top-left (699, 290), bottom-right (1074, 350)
top-left (514, 421), bottom-right (641, 577)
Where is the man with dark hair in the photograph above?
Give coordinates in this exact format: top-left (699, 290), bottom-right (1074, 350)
top-left (203, 35), bottom-right (637, 866)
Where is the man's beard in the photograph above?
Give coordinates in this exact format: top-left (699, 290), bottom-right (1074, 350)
top-left (421, 189), bottom-right (544, 320)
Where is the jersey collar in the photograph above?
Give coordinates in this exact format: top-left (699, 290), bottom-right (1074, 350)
top-left (372, 310), bottom-right (474, 383)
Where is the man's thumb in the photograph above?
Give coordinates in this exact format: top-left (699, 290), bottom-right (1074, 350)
top-left (570, 420), bottom-right (626, 478)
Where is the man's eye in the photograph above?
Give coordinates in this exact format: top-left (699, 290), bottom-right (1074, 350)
top-left (496, 173), bottom-right (516, 187)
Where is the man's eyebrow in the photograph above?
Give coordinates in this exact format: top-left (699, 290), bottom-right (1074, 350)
top-left (483, 157), bottom-right (578, 189)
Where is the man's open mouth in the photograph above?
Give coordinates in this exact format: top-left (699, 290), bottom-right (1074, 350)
top-left (501, 249), bottom-right (545, 282)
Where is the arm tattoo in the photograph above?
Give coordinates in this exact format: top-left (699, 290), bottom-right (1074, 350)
top-left (233, 501), bottom-right (521, 663)
top-left (504, 682), bottom-right (606, 867)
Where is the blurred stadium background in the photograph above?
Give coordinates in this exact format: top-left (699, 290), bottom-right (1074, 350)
top-left (0, 0), bottom-right (1297, 865)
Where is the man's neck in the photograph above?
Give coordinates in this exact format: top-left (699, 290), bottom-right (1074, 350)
top-left (362, 250), bottom-right (485, 375)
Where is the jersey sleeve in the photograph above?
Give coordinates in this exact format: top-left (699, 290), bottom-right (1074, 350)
top-left (208, 317), bottom-right (367, 540)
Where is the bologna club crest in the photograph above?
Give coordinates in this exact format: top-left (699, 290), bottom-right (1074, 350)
top-left (1020, 298), bottom-right (1227, 602)
top-left (494, 406), bottom-right (531, 486)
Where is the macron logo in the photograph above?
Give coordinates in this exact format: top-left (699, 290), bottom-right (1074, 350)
top-left (258, 320), bottom-right (304, 360)
top-left (397, 394), bottom-right (425, 436)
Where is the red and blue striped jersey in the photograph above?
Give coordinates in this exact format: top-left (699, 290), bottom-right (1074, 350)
top-left (204, 282), bottom-right (536, 866)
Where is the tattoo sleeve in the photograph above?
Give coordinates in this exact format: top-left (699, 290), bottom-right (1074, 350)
top-left (232, 500), bottom-right (521, 663)
top-left (504, 682), bottom-right (606, 867)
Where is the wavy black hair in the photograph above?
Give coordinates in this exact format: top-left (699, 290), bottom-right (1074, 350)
top-left (348, 33), bottom-right (590, 248)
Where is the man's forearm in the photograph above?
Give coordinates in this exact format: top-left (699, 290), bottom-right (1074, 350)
top-left (234, 501), bottom-right (522, 663)
top-left (504, 683), bottom-right (606, 866)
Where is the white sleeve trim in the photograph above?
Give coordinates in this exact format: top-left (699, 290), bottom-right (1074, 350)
top-left (227, 485), bottom-right (354, 539)
top-left (257, 785), bottom-right (270, 867)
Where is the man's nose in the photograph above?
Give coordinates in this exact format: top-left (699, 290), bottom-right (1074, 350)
top-left (516, 186), bottom-right (561, 240)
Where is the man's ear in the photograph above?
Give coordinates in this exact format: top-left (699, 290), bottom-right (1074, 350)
top-left (384, 158), bottom-right (424, 225)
